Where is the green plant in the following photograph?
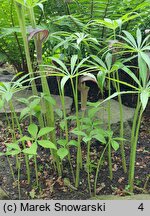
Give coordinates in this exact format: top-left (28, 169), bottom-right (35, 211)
top-left (89, 53), bottom-right (127, 177)
top-left (0, 74), bottom-right (35, 184)
top-left (46, 54), bottom-right (97, 187)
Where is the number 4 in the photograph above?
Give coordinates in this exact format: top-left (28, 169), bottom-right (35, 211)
top-left (138, 203), bottom-right (144, 211)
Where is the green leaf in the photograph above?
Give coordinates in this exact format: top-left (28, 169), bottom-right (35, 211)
top-left (83, 136), bottom-right (91, 143)
top-left (54, 109), bottom-right (63, 118)
top-left (60, 120), bottom-right (65, 130)
top-left (97, 71), bottom-right (105, 94)
top-left (20, 107), bottom-right (30, 120)
top-left (93, 134), bottom-right (106, 144)
top-left (4, 92), bottom-right (13, 102)
top-left (6, 150), bottom-right (21, 156)
top-left (37, 127), bottom-right (54, 138)
top-left (105, 52), bottom-right (112, 70)
top-left (67, 140), bottom-right (78, 147)
top-left (38, 140), bottom-right (57, 150)
top-left (113, 137), bottom-right (126, 141)
top-left (57, 148), bottom-right (68, 160)
top-left (44, 95), bottom-right (56, 106)
top-left (140, 89), bottom-right (149, 111)
top-left (22, 142), bottom-right (37, 155)
top-left (121, 65), bottom-right (141, 87)
top-left (138, 54), bottom-right (147, 87)
top-left (61, 76), bottom-right (70, 91)
top-left (71, 55), bottom-right (78, 74)
top-left (29, 98), bottom-right (40, 109)
top-left (57, 139), bottom-right (67, 147)
top-left (136, 28), bottom-right (142, 47)
top-left (18, 136), bottom-right (33, 142)
top-left (111, 140), bottom-right (119, 151)
top-left (28, 123), bottom-right (38, 139)
top-left (90, 128), bottom-right (106, 136)
top-left (70, 129), bottom-right (86, 137)
top-left (140, 52), bottom-right (150, 70)
top-left (6, 143), bottom-right (21, 151)
top-left (97, 90), bottom-right (139, 107)
top-left (50, 57), bottom-right (69, 75)
top-left (122, 30), bottom-right (137, 48)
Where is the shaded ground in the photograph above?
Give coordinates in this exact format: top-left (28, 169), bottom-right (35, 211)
top-left (0, 103), bottom-right (149, 200)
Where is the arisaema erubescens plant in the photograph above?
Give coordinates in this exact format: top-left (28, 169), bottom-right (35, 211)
top-left (44, 54), bottom-right (96, 187)
top-left (88, 53), bottom-right (127, 178)
top-left (0, 73), bottom-right (35, 184)
top-left (13, 0), bottom-right (62, 175)
top-left (97, 26), bottom-right (150, 190)
top-left (106, 61), bottom-right (150, 192)
top-left (114, 28), bottom-right (150, 192)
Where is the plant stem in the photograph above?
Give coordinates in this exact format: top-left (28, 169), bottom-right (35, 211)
top-left (115, 71), bottom-right (127, 173)
top-left (17, 160), bottom-right (21, 199)
top-left (128, 103), bottom-right (143, 192)
top-left (15, 3), bottom-right (37, 95)
top-left (7, 156), bottom-right (16, 181)
top-left (27, 6), bottom-right (61, 176)
top-left (57, 79), bottom-right (75, 182)
top-left (9, 101), bottom-right (31, 184)
top-left (34, 155), bottom-right (39, 187)
top-left (107, 74), bottom-right (113, 180)
top-left (15, 2), bottom-right (45, 130)
top-left (87, 140), bottom-right (91, 196)
top-left (70, 77), bottom-right (82, 188)
top-left (94, 143), bottom-right (108, 196)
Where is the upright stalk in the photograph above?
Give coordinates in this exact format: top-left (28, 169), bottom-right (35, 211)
top-left (15, 3), bottom-right (44, 130)
top-left (9, 101), bottom-right (31, 183)
top-left (107, 74), bottom-right (113, 180)
top-left (94, 143), bottom-right (108, 196)
top-left (70, 77), bottom-right (82, 188)
top-left (27, 6), bottom-right (61, 175)
top-left (115, 71), bottom-right (127, 173)
top-left (87, 140), bottom-right (91, 196)
top-left (128, 100), bottom-right (143, 192)
top-left (15, 3), bottom-right (37, 95)
top-left (57, 79), bottom-right (75, 182)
